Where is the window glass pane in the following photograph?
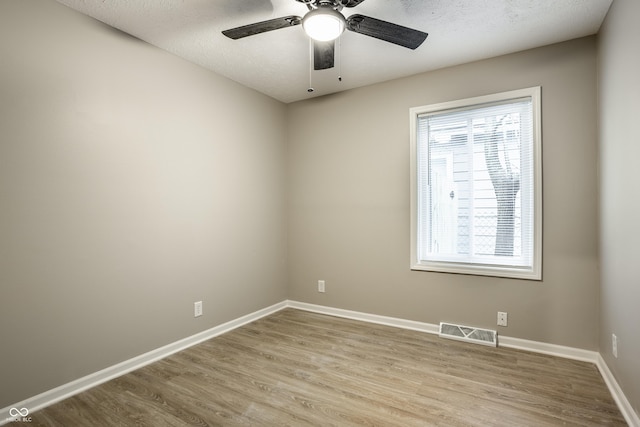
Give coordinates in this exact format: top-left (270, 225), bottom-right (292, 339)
top-left (411, 88), bottom-right (541, 279)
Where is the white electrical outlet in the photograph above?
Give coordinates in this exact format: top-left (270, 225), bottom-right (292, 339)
top-left (318, 280), bottom-right (325, 293)
top-left (194, 301), bottom-right (203, 317)
top-left (612, 333), bottom-right (618, 358)
top-left (497, 311), bottom-right (508, 327)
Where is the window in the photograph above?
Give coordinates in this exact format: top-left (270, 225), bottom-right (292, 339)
top-left (410, 87), bottom-right (542, 280)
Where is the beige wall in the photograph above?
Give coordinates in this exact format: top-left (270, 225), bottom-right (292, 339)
top-left (0, 1), bottom-right (287, 408)
top-left (287, 37), bottom-right (600, 350)
top-left (599, 0), bottom-right (640, 418)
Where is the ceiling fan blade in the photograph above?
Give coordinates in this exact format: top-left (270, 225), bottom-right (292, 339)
top-left (341, 0), bottom-right (367, 7)
top-left (222, 16), bottom-right (301, 40)
top-left (314, 41), bottom-right (335, 70)
top-left (346, 14), bottom-right (428, 50)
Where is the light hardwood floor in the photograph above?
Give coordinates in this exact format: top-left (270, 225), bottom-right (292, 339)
top-left (23, 309), bottom-right (626, 426)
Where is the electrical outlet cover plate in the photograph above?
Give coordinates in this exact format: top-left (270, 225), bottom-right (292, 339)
top-left (194, 301), bottom-right (203, 317)
top-left (318, 280), bottom-right (325, 293)
top-left (497, 312), bottom-right (508, 327)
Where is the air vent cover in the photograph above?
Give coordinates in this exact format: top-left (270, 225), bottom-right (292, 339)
top-left (439, 322), bottom-right (497, 347)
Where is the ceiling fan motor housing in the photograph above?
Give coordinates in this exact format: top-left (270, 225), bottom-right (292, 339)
top-left (295, 0), bottom-right (343, 10)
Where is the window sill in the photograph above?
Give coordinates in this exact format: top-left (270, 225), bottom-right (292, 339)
top-left (411, 260), bottom-right (541, 281)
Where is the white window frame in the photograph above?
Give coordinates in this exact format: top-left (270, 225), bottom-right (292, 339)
top-left (410, 87), bottom-right (542, 280)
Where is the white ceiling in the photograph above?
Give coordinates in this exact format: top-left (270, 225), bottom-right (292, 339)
top-left (55, 0), bottom-right (612, 103)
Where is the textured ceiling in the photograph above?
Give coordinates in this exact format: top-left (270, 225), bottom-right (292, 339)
top-left (55, 0), bottom-right (612, 103)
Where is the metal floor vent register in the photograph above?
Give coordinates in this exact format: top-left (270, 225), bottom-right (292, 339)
top-left (439, 322), bottom-right (498, 347)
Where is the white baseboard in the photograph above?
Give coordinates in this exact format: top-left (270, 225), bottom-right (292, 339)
top-left (286, 300), bottom-right (440, 334)
top-left (497, 335), bottom-right (599, 363)
top-left (3, 299), bottom-right (637, 427)
top-left (1, 301), bottom-right (287, 426)
top-left (286, 300), bottom-right (637, 427)
top-left (287, 300), bottom-right (598, 362)
top-left (596, 354), bottom-right (640, 427)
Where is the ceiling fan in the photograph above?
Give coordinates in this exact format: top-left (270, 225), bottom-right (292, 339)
top-left (222, 0), bottom-right (428, 71)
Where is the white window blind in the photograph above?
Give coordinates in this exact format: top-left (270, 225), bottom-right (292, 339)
top-left (410, 88), bottom-right (541, 280)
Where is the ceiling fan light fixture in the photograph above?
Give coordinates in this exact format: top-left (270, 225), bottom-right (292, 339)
top-left (302, 8), bottom-right (346, 42)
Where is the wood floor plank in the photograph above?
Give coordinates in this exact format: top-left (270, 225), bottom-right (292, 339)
top-left (21, 308), bottom-right (627, 426)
